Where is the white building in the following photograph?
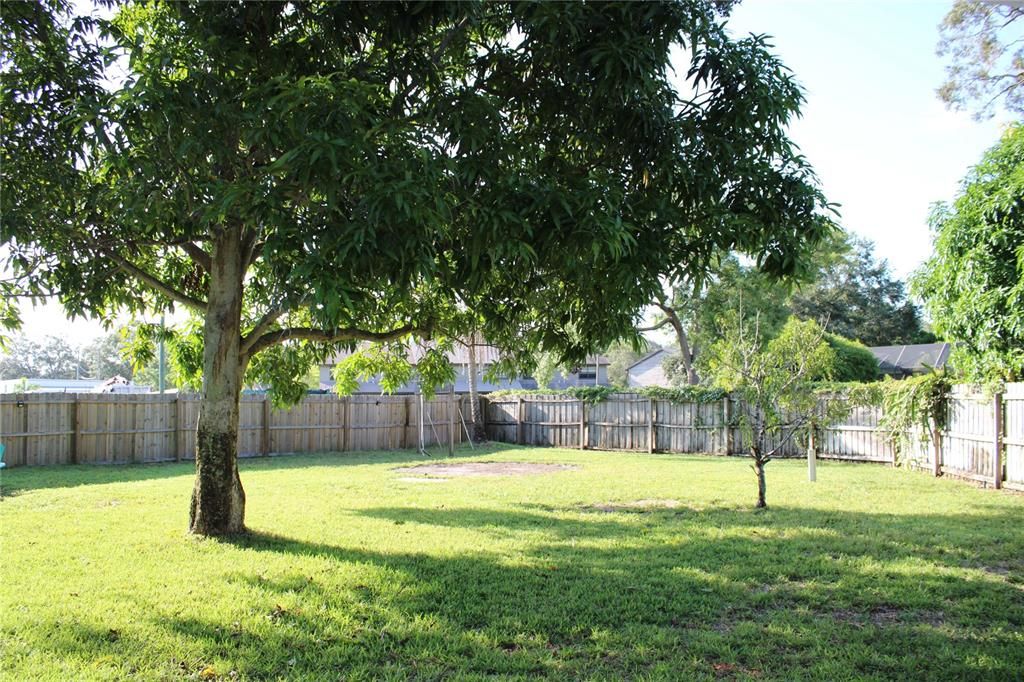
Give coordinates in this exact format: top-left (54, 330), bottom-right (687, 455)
top-left (319, 341), bottom-right (611, 393)
top-left (626, 349), bottom-right (677, 388)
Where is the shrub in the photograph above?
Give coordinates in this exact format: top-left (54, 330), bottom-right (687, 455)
top-left (825, 333), bottom-right (880, 382)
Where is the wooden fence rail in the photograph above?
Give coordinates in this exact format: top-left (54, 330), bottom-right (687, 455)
top-left (3, 385), bottom-right (1024, 493)
top-left (0, 392), bottom-right (470, 467)
top-left (484, 385), bottom-right (1024, 491)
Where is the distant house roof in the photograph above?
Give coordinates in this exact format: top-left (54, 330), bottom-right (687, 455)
top-left (869, 343), bottom-right (951, 377)
top-left (625, 348), bottom-right (677, 388)
top-left (626, 349), bottom-right (672, 372)
top-left (326, 341), bottom-right (608, 368)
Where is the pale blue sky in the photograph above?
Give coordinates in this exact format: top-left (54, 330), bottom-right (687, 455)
top-left (15, 0), bottom-right (1017, 342)
top-left (722, 0), bottom-right (1012, 278)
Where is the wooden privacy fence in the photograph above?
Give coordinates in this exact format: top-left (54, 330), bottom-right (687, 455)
top-left (0, 392), bottom-right (470, 467)
top-left (485, 385), bottom-right (1024, 492)
top-left (3, 385), bottom-right (1024, 492)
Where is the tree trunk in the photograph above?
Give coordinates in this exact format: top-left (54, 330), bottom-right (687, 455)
top-left (661, 304), bottom-right (699, 385)
top-left (753, 452), bottom-right (767, 509)
top-left (466, 334), bottom-right (486, 442)
top-left (189, 228), bottom-right (247, 536)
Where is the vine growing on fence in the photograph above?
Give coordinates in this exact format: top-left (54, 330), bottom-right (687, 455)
top-left (487, 385), bottom-right (727, 404)
top-left (877, 372), bottom-right (951, 461)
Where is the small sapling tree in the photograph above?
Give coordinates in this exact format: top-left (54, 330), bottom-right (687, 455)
top-left (707, 316), bottom-right (836, 508)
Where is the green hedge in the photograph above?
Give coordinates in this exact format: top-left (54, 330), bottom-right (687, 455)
top-left (825, 334), bottom-right (880, 382)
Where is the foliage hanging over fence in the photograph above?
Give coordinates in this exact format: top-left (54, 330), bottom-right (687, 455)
top-left (878, 373), bottom-right (951, 454)
top-left (487, 385), bottom-right (728, 404)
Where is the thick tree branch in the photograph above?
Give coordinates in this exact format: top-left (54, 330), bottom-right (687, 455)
top-left (177, 241), bottom-right (212, 272)
top-left (106, 251), bottom-right (208, 312)
top-left (243, 322), bottom-right (427, 359)
top-left (240, 303), bottom-right (290, 355)
top-left (637, 317), bottom-right (671, 332)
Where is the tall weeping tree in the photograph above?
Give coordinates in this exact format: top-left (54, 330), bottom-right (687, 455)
top-left (2, 1), bottom-right (833, 535)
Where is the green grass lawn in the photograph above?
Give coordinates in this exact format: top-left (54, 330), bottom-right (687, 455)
top-left (2, 445), bottom-right (1022, 681)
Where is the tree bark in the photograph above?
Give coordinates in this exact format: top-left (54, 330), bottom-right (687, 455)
top-left (753, 452), bottom-right (767, 509)
top-left (189, 227), bottom-right (247, 536)
top-left (466, 333), bottom-right (486, 442)
top-left (658, 302), bottom-right (699, 385)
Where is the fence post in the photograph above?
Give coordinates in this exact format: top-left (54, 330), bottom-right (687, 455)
top-left (579, 399), bottom-right (586, 450)
top-left (517, 397), bottom-right (525, 445)
top-left (722, 395), bottom-right (732, 455)
top-left (480, 396), bottom-right (488, 441)
top-left (343, 397), bottom-right (352, 452)
top-left (448, 391), bottom-right (456, 457)
top-left (68, 394), bottom-right (79, 465)
top-left (173, 396), bottom-right (181, 462)
top-left (647, 398), bottom-right (655, 454)
top-left (401, 396), bottom-right (410, 450)
top-left (130, 397), bottom-right (139, 465)
top-left (930, 417), bottom-right (942, 477)
top-left (262, 396), bottom-right (271, 457)
top-left (993, 392), bottom-right (1003, 489)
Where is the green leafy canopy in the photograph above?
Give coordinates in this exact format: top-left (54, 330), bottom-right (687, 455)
top-left (913, 124), bottom-right (1024, 382)
top-left (2, 1), bottom-right (835, 400)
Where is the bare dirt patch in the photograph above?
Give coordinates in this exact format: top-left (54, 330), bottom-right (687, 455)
top-left (393, 461), bottom-right (578, 478)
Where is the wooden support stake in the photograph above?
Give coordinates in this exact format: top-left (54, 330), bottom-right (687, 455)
top-left (807, 425), bottom-right (817, 482)
top-left (517, 397), bottom-right (525, 445)
top-left (262, 396), bottom-right (271, 457)
top-left (993, 392), bottom-right (1003, 489)
top-left (647, 398), bottom-right (655, 454)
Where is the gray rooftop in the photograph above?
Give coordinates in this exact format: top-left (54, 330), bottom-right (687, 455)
top-left (869, 343), bottom-right (951, 375)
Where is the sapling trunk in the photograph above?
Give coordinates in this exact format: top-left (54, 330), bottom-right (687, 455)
top-left (752, 446), bottom-right (768, 509)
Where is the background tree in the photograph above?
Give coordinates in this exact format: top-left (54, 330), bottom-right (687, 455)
top-left (649, 233), bottom-right (929, 387)
top-left (3, 1), bottom-right (833, 535)
top-left (789, 237), bottom-right (931, 346)
top-left (0, 334), bottom-right (86, 380)
top-left (605, 339), bottom-right (657, 388)
top-left (937, 0), bottom-right (1024, 120)
top-left (652, 256), bottom-right (792, 385)
top-left (913, 124), bottom-right (1024, 382)
top-left (706, 316), bottom-right (836, 508)
top-left (81, 333), bottom-right (134, 380)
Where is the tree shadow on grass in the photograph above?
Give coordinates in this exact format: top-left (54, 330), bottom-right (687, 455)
top-left (163, 506), bottom-right (1022, 680)
top-left (9, 502), bottom-right (1024, 679)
